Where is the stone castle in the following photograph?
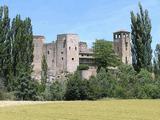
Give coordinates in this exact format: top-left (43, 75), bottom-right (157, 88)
top-left (32, 30), bottom-right (132, 81)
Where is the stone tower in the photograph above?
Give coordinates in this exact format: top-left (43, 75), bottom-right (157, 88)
top-left (43, 42), bottom-right (56, 78)
top-left (56, 34), bottom-right (79, 74)
top-left (33, 36), bottom-right (44, 80)
top-left (113, 30), bottom-right (132, 64)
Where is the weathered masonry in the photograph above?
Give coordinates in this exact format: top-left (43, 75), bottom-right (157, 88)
top-left (33, 30), bottom-right (132, 81)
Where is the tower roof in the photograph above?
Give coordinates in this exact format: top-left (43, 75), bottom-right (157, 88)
top-left (33, 35), bottom-right (45, 39)
top-left (57, 33), bottom-right (78, 36)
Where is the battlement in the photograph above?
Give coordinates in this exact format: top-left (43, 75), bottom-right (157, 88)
top-left (33, 35), bottom-right (45, 39)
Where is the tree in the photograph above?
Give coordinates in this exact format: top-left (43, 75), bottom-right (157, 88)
top-left (41, 55), bottom-right (48, 85)
top-left (93, 39), bottom-right (121, 72)
top-left (65, 72), bottom-right (89, 100)
top-left (49, 81), bottom-right (66, 100)
top-left (10, 15), bottom-right (35, 99)
top-left (131, 3), bottom-right (152, 72)
top-left (0, 6), bottom-right (11, 88)
top-left (15, 66), bottom-right (38, 100)
top-left (116, 65), bottom-right (137, 98)
top-left (134, 69), bottom-right (153, 98)
top-left (154, 44), bottom-right (160, 78)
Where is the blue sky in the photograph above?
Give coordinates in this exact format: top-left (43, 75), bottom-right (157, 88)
top-left (0, 0), bottom-right (160, 49)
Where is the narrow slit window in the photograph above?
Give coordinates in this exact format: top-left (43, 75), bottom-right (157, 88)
top-left (125, 57), bottom-right (128, 64)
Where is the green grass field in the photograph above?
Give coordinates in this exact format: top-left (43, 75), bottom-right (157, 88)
top-left (0, 100), bottom-right (160, 120)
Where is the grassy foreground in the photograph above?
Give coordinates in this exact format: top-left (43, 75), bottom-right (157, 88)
top-left (0, 100), bottom-right (160, 120)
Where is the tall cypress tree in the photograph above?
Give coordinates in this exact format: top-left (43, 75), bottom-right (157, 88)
top-left (41, 54), bottom-right (48, 85)
top-left (0, 6), bottom-right (11, 87)
top-left (0, 6), bottom-right (4, 79)
top-left (131, 3), bottom-right (152, 72)
top-left (154, 44), bottom-right (160, 78)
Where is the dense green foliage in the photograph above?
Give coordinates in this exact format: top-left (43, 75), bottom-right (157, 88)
top-left (131, 3), bottom-right (152, 72)
top-left (0, 5), bottom-right (35, 100)
top-left (77, 64), bottom-right (89, 70)
top-left (93, 40), bottom-right (121, 71)
top-left (41, 55), bottom-right (48, 85)
top-left (154, 44), bottom-right (160, 78)
top-left (64, 66), bottom-right (160, 100)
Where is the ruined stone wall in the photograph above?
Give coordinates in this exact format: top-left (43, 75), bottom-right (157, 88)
top-left (113, 31), bottom-right (132, 65)
top-left (33, 36), bottom-right (44, 80)
top-left (55, 34), bottom-right (79, 74)
top-left (43, 42), bottom-right (56, 79)
top-left (79, 42), bottom-right (87, 52)
top-left (66, 34), bottom-right (79, 73)
top-left (121, 33), bottom-right (132, 64)
top-left (32, 31), bottom-right (132, 81)
top-left (56, 34), bottom-right (67, 74)
top-left (81, 67), bottom-right (97, 80)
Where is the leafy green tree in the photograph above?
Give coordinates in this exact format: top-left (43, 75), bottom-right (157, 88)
top-left (134, 69), bottom-right (153, 98)
top-left (49, 81), bottom-right (66, 100)
top-left (116, 65), bottom-right (137, 98)
top-left (131, 3), bottom-right (152, 72)
top-left (87, 76), bottom-right (101, 100)
top-left (41, 55), bottom-right (48, 85)
top-left (15, 67), bottom-right (37, 100)
top-left (97, 67), bottom-right (117, 98)
top-left (65, 72), bottom-right (89, 100)
top-left (10, 15), bottom-right (35, 99)
top-left (93, 39), bottom-right (121, 71)
top-left (77, 64), bottom-right (89, 70)
top-left (65, 72), bottom-right (81, 100)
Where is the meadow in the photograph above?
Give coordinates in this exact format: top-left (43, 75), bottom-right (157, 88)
top-left (0, 100), bottom-right (160, 120)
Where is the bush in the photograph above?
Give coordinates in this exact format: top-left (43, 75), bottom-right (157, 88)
top-left (77, 64), bottom-right (89, 70)
top-left (65, 72), bottom-right (89, 100)
top-left (0, 91), bottom-right (16, 100)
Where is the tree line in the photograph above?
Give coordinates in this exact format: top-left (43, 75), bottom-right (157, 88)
top-left (0, 5), bottom-right (37, 100)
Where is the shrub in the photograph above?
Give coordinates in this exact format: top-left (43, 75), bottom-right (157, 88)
top-left (77, 64), bottom-right (89, 70)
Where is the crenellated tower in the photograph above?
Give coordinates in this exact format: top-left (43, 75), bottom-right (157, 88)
top-left (113, 30), bottom-right (132, 64)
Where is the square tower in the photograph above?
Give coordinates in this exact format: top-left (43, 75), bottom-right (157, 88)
top-left (113, 30), bottom-right (132, 64)
top-left (56, 34), bottom-right (79, 74)
top-left (33, 36), bottom-right (44, 80)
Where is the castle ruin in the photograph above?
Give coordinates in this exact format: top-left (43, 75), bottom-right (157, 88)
top-left (33, 30), bottom-right (132, 81)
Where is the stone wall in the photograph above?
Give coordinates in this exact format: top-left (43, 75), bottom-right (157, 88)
top-left (81, 67), bottom-right (97, 80)
top-left (113, 30), bottom-right (132, 65)
top-left (56, 34), bottom-right (67, 74)
top-left (43, 42), bottom-right (56, 80)
top-left (32, 30), bottom-right (132, 81)
top-left (66, 34), bottom-right (79, 73)
top-left (32, 36), bottom-right (44, 80)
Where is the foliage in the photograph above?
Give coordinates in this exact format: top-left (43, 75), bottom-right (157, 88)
top-left (41, 55), bottom-right (48, 85)
top-left (0, 6), bottom-right (11, 88)
top-left (116, 65), bottom-right (137, 98)
top-left (49, 81), bottom-right (66, 100)
top-left (154, 44), bottom-right (160, 78)
top-left (131, 3), bottom-right (152, 72)
top-left (77, 64), bottom-right (89, 70)
top-left (65, 71), bottom-right (89, 100)
top-left (15, 67), bottom-right (38, 100)
top-left (93, 39), bottom-right (121, 71)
